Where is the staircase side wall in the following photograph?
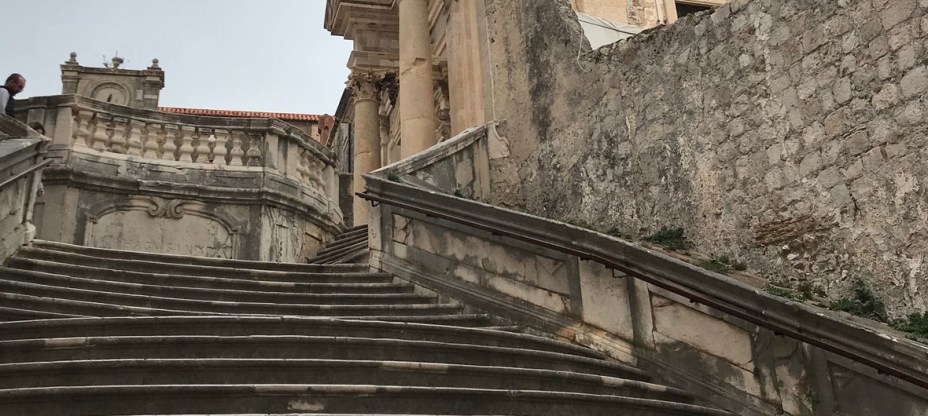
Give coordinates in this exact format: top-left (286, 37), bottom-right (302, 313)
top-left (370, 197), bottom-right (928, 416)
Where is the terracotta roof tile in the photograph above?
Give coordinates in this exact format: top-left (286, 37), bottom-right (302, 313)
top-left (159, 107), bottom-right (323, 122)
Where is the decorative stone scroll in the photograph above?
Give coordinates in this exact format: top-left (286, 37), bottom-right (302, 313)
top-left (145, 196), bottom-right (187, 219)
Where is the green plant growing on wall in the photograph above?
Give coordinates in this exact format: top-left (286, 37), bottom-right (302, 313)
top-left (645, 227), bottom-right (688, 250)
top-left (386, 172), bottom-right (402, 183)
top-left (764, 284), bottom-right (813, 302)
top-left (891, 312), bottom-right (928, 340)
top-left (604, 227), bottom-right (625, 238)
top-left (829, 279), bottom-right (889, 323)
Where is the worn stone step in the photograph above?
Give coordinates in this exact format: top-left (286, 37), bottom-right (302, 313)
top-left (311, 241), bottom-right (369, 264)
top-left (0, 279), bottom-right (461, 316)
top-left (0, 384), bottom-right (733, 415)
top-left (0, 306), bottom-right (80, 321)
top-left (0, 358), bottom-right (693, 401)
top-left (312, 249), bottom-right (369, 265)
top-left (8, 257), bottom-right (397, 287)
top-left (0, 317), bottom-right (598, 358)
top-left (0, 293), bottom-right (478, 324)
top-left (30, 240), bottom-right (368, 273)
top-left (0, 336), bottom-right (643, 379)
top-left (320, 233), bottom-right (369, 253)
top-left (332, 227), bottom-right (369, 243)
top-left (14, 248), bottom-right (391, 283)
top-left (312, 242), bottom-right (368, 263)
top-left (0, 268), bottom-right (433, 305)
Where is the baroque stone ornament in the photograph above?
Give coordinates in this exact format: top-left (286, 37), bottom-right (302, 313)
top-left (146, 197), bottom-right (187, 219)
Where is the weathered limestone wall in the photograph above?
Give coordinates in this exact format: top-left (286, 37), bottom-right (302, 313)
top-left (484, 0), bottom-right (928, 316)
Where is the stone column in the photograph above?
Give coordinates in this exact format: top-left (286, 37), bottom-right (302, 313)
top-left (398, 0), bottom-right (437, 159)
top-left (447, 0), bottom-right (488, 134)
top-left (348, 72), bottom-right (383, 226)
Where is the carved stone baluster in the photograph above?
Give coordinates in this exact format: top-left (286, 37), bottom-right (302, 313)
top-left (109, 117), bottom-right (127, 153)
top-left (104, 117), bottom-right (116, 152)
top-left (229, 131), bottom-right (245, 166)
top-left (309, 158), bottom-right (325, 189)
top-left (162, 125), bottom-right (179, 161)
top-left (178, 126), bottom-right (195, 163)
top-left (126, 119), bottom-right (144, 156)
top-left (142, 123), bottom-right (161, 159)
top-left (90, 114), bottom-right (111, 152)
top-left (246, 135), bottom-right (263, 166)
top-left (211, 129), bottom-right (228, 165)
top-left (296, 149), bottom-right (310, 183)
top-left (195, 128), bottom-right (212, 164)
top-left (73, 110), bottom-right (94, 148)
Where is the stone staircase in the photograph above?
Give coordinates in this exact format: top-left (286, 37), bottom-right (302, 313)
top-left (0, 229), bottom-right (733, 415)
top-left (309, 224), bottom-right (370, 264)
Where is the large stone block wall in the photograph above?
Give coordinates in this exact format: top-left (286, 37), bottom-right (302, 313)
top-left (484, 0), bottom-right (928, 316)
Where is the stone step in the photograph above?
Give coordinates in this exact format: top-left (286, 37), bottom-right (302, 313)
top-left (0, 384), bottom-right (733, 415)
top-left (313, 249), bottom-right (369, 265)
top-left (332, 227), bottom-right (369, 243)
top-left (320, 233), bottom-right (369, 253)
top-left (13, 248), bottom-right (390, 283)
top-left (0, 336), bottom-right (646, 379)
top-left (0, 280), bottom-right (461, 316)
top-left (0, 306), bottom-right (80, 321)
top-left (8, 257), bottom-right (397, 287)
top-left (0, 292), bottom-right (494, 325)
top-left (0, 358), bottom-right (693, 401)
top-left (311, 241), bottom-right (369, 264)
top-left (30, 240), bottom-right (367, 273)
top-left (0, 268), bottom-right (432, 305)
top-left (0, 317), bottom-right (597, 357)
top-left (0, 290), bottom-right (463, 319)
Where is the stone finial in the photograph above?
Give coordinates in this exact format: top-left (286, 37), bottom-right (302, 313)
top-left (150, 58), bottom-right (160, 69)
top-left (67, 52), bottom-right (78, 64)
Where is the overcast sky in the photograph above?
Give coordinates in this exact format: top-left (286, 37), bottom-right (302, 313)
top-left (0, 0), bottom-right (352, 115)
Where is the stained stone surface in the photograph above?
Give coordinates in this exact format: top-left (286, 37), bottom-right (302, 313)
top-left (484, 0), bottom-right (928, 317)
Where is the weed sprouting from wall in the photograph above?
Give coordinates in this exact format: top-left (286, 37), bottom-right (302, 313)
top-left (645, 227), bottom-right (688, 250)
top-left (829, 279), bottom-right (889, 323)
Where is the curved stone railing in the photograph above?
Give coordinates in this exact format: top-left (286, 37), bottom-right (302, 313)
top-left (359, 124), bottom-right (928, 416)
top-left (18, 95), bottom-right (334, 195)
top-left (13, 96), bottom-right (342, 262)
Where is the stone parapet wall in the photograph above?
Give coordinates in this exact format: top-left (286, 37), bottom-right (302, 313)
top-left (484, 0), bottom-right (928, 316)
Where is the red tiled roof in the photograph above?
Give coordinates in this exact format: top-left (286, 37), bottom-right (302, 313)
top-left (159, 107), bottom-right (323, 122)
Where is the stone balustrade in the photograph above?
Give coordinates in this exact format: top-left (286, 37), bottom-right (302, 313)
top-left (17, 96), bottom-right (334, 196)
top-left (11, 95), bottom-right (342, 262)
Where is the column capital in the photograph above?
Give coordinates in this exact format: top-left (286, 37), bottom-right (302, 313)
top-left (347, 71), bottom-right (388, 102)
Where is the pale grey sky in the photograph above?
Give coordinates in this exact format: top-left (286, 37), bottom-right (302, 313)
top-left (0, 0), bottom-right (352, 115)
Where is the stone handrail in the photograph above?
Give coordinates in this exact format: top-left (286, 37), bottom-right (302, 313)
top-left (16, 95), bottom-right (334, 193)
top-left (359, 123), bottom-right (928, 415)
top-left (0, 115), bottom-right (47, 261)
